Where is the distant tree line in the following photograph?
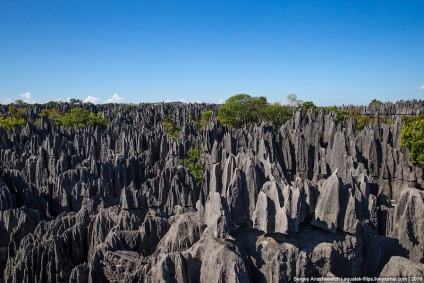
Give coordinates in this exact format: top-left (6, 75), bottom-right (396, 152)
top-left (0, 105), bottom-right (110, 136)
top-left (51, 108), bottom-right (110, 129)
top-left (0, 106), bottom-right (27, 135)
top-left (1, 97), bottom-right (422, 168)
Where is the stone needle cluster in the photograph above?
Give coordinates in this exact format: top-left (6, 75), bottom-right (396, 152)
top-left (0, 100), bottom-right (422, 282)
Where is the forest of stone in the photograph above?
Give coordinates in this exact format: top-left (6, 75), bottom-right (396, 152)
top-left (0, 99), bottom-right (423, 282)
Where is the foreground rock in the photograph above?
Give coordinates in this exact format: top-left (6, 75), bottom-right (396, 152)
top-left (380, 256), bottom-right (424, 278)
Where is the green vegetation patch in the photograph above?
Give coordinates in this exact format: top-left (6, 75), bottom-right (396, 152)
top-left (369, 99), bottom-right (382, 106)
top-left (0, 115), bottom-right (26, 135)
top-left (180, 148), bottom-right (205, 186)
top-left (356, 116), bottom-right (376, 131)
top-left (162, 114), bottom-right (181, 139)
top-left (262, 102), bottom-right (293, 129)
top-left (0, 106), bottom-right (27, 135)
top-left (217, 94), bottom-right (293, 129)
top-left (402, 114), bottom-right (424, 168)
top-left (193, 110), bottom-right (213, 131)
top-left (55, 108), bottom-right (110, 129)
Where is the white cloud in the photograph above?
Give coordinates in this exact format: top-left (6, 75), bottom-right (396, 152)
top-left (2, 98), bottom-right (12, 104)
top-left (105, 94), bottom-right (125, 103)
top-left (419, 85), bottom-right (424, 90)
top-left (83, 96), bottom-right (101, 104)
top-left (19, 92), bottom-right (32, 103)
top-left (218, 99), bottom-right (225, 104)
top-left (164, 99), bottom-right (171, 103)
top-left (179, 98), bottom-right (187, 103)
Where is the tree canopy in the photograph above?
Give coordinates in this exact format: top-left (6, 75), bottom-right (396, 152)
top-left (261, 102), bottom-right (293, 128)
top-left (69, 98), bottom-right (83, 106)
top-left (401, 115), bottom-right (424, 168)
top-left (161, 114), bottom-right (181, 139)
top-left (0, 106), bottom-right (27, 135)
top-left (217, 94), bottom-right (267, 128)
top-left (287, 93), bottom-right (302, 108)
top-left (56, 108), bottom-right (110, 129)
top-left (181, 148), bottom-right (205, 186)
top-left (217, 94), bottom-right (293, 129)
top-left (370, 99), bottom-right (382, 106)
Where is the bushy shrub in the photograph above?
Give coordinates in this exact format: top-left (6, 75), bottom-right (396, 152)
top-left (402, 115), bottom-right (424, 168)
top-left (356, 116), bottom-right (376, 131)
top-left (217, 94), bottom-right (292, 129)
top-left (200, 110), bottom-right (213, 127)
top-left (262, 102), bottom-right (292, 129)
top-left (41, 108), bottom-right (63, 120)
top-left (370, 99), bottom-right (382, 106)
top-left (161, 114), bottom-right (181, 139)
top-left (181, 148), bottom-right (205, 186)
top-left (9, 106), bottom-right (26, 119)
top-left (0, 106), bottom-right (28, 135)
top-left (300, 101), bottom-right (319, 113)
top-left (56, 108), bottom-right (110, 129)
top-left (0, 115), bottom-right (26, 135)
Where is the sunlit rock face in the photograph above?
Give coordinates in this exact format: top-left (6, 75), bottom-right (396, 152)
top-left (0, 100), bottom-right (423, 282)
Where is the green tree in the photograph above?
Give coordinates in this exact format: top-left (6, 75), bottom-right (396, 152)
top-left (0, 115), bottom-right (26, 136)
top-left (401, 115), bottom-right (424, 168)
top-left (40, 108), bottom-right (63, 120)
top-left (162, 114), bottom-right (180, 139)
top-left (217, 94), bottom-right (251, 128)
top-left (262, 102), bottom-right (292, 128)
top-left (356, 116), bottom-right (376, 131)
top-left (370, 99), bottom-right (382, 106)
top-left (217, 94), bottom-right (267, 128)
top-left (287, 94), bottom-right (302, 113)
top-left (56, 108), bottom-right (109, 129)
top-left (0, 106), bottom-right (27, 136)
top-left (69, 98), bottom-right (82, 106)
top-left (198, 110), bottom-right (213, 130)
top-left (326, 106), bottom-right (349, 121)
top-left (46, 101), bottom-right (59, 108)
top-left (181, 148), bottom-right (205, 186)
top-left (9, 106), bottom-right (26, 119)
top-left (300, 101), bottom-right (317, 113)
top-left (217, 94), bottom-right (296, 129)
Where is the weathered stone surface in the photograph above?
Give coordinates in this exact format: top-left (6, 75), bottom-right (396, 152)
top-left (203, 191), bottom-right (235, 238)
top-left (145, 252), bottom-right (188, 283)
top-left (252, 181), bottom-right (290, 234)
top-left (157, 212), bottom-right (205, 253)
top-left (390, 188), bottom-right (424, 263)
top-left (380, 256), bottom-right (424, 278)
top-left (312, 172), bottom-right (342, 233)
top-left (0, 182), bottom-right (13, 212)
top-left (186, 230), bottom-right (250, 283)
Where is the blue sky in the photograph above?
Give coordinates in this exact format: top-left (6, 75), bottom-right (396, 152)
top-left (1, 0), bottom-right (423, 105)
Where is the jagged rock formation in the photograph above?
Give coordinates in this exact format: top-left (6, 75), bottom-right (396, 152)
top-left (379, 256), bottom-right (424, 278)
top-left (0, 101), bottom-right (423, 282)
